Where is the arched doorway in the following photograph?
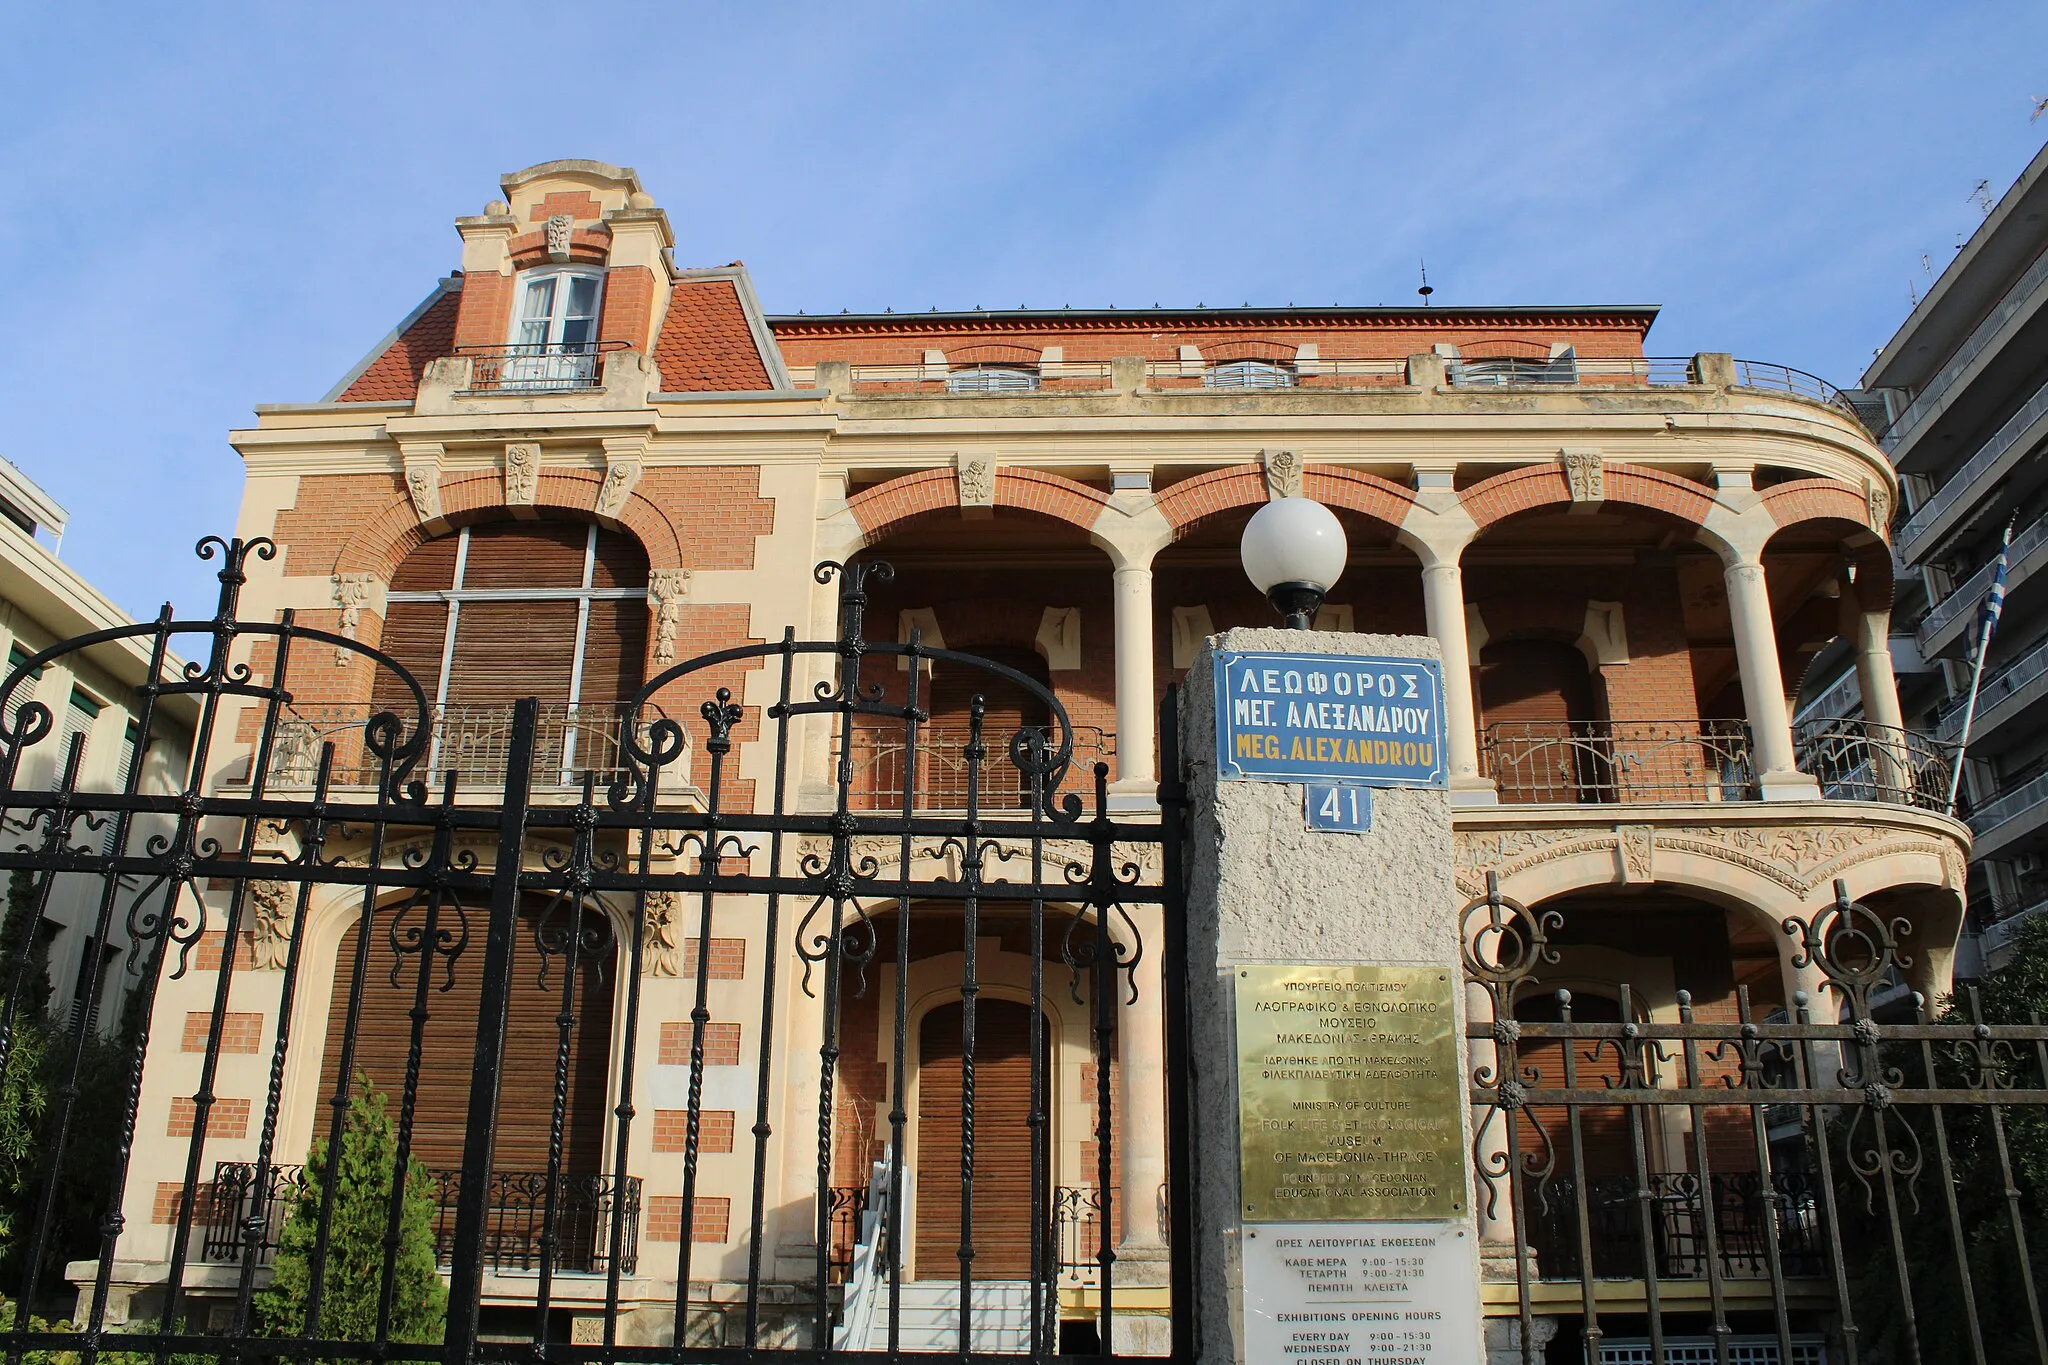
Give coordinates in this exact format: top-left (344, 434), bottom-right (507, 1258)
top-left (1479, 638), bottom-right (1603, 803)
top-left (316, 892), bottom-right (618, 1269)
top-left (914, 999), bottom-right (1049, 1280)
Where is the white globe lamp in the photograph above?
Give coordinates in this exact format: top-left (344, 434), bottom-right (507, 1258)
top-left (1240, 497), bottom-right (1349, 629)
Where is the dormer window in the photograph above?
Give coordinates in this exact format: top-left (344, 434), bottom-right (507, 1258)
top-left (947, 364), bottom-right (1039, 394)
top-left (1205, 359), bottom-right (1296, 390)
top-left (503, 267), bottom-right (604, 389)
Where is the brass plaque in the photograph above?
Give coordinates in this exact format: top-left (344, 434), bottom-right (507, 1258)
top-left (1236, 963), bottom-right (1464, 1222)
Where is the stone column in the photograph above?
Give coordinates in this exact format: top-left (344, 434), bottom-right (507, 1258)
top-left (1182, 628), bottom-right (1474, 1364)
top-left (1841, 573), bottom-right (1910, 796)
top-left (1721, 550), bottom-right (1819, 800)
top-left (1421, 559), bottom-right (1492, 804)
top-left (1113, 903), bottom-right (1172, 1355)
top-left (1112, 556), bottom-right (1158, 795)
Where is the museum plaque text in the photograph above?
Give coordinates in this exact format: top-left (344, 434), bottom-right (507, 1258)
top-left (1236, 964), bottom-right (1463, 1221)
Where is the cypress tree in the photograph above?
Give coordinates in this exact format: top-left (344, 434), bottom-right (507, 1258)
top-left (256, 1077), bottom-right (446, 1345)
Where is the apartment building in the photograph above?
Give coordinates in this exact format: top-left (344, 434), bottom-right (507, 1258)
top-left (0, 458), bottom-right (194, 1033)
top-left (1851, 139), bottom-right (2048, 974)
top-left (89, 160), bottom-right (1969, 1349)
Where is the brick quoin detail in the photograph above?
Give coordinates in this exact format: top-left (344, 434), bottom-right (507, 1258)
top-left (185, 1011), bottom-right (264, 1054)
top-left (1758, 479), bottom-right (1875, 536)
top-left (1157, 464), bottom-right (1417, 540)
top-left (653, 1109), bottom-right (736, 1154)
top-left (846, 466), bottom-right (1111, 548)
top-left (646, 1195), bottom-right (730, 1242)
top-left (660, 1021), bottom-right (741, 1066)
top-left (169, 1096), bottom-right (251, 1139)
top-left (1460, 462), bottom-right (1715, 533)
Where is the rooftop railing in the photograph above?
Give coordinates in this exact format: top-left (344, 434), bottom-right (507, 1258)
top-left (1934, 630), bottom-right (2048, 739)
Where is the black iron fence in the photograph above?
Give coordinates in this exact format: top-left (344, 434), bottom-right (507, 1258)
top-left (456, 340), bottom-right (625, 392)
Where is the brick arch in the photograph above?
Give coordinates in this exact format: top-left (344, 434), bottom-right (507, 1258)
top-left (507, 226), bottom-right (612, 269)
top-left (1759, 478), bottom-right (1878, 537)
top-left (1203, 338), bottom-right (1298, 362)
top-left (1156, 464), bottom-right (1417, 541)
top-left (331, 469), bottom-right (683, 579)
top-left (946, 342), bottom-right (1042, 365)
top-left (1460, 461), bottom-right (1716, 534)
top-left (846, 467), bottom-right (1112, 548)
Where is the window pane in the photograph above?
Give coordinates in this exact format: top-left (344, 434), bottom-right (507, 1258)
top-left (519, 277), bottom-right (558, 322)
top-left (566, 275), bottom-right (600, 317)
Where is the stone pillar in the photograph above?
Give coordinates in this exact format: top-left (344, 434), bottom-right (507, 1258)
top-left (1721, 551), bottom-right (1819, 800)
top-left (1421, 559), bottom-right (1492, 804)
top-left (1842, 573), bottom-right (1910, 796)
top-left (1113, 903), bottom-right (1172, 1355)
top-left (1113, 558), bottom-right (1158, 794)
top-left (1181, 628), bottom-right (1475, 1364)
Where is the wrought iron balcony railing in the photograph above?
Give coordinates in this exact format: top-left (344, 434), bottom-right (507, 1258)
top-left (455, 340), bottom-right (627, 393)
top-left (1481, 717), bottom-right (1958, 812)
top-left (200, 1163), bottom-right (641, 1276)
top-left (844, 723), bottom-right (1115, 811)
top-left (1481, 720), bottom-right (1759, 804)
top-left (265, 701), bottom-right (681, 791)
top-left (1793, 717), bottom-right (1960, 813)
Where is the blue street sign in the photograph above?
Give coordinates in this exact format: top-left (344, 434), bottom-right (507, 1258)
top-left (1305, 782), bottom-right (1372, 833)
top-left (1213, 650), bottom-right (1447, 788)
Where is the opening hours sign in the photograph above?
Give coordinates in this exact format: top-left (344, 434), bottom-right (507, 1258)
top-left (1214, 651), bottom-right (1446, 789)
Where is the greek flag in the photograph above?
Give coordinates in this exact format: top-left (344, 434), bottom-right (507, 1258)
top-left (1982, 517), bottom-right (2015, 648)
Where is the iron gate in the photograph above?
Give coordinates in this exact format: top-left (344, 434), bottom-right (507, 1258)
top-left (0, 540), bottom-right (1191, 1362)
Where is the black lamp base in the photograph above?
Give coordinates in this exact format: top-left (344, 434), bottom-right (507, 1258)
top-left (1266, 582), bottom-right (1327, 631)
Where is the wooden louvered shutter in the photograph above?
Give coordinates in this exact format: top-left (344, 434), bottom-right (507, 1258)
top-left (369, 533), bottom-right (459, 718)
top-left (319, 896), bottom-right (614, 1177)
top-left (915, 999), bottom-right (1045, 1279)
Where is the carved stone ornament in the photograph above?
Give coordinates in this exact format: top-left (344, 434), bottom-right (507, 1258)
top-left (596, 457), bottom-right (642, 519)
top-left (504, 443), bottom-right (540, 506)
top-left (648, 568), bottom-right (692, 665)
top-left (331, 573), bottom-right (379, 667)
top-left (643, 890), bottom-right (683, 977)
top-left (247, 880), bottom-right (293, 970)
top-left (401, 449), bottom-right (444, 524)
top-left (1865, 479), bottom-right (1893, 537)
top-left (1262, 448), bottom-right (1304, 501)
top-left (957, 455), bottom-right (996, 508)
top-left (1618, 825), bottom-right (1653, 883)
top-left (545, 213), bottom-right (575, 264)
top-left (1562, 449), bottom-right (1605, 503)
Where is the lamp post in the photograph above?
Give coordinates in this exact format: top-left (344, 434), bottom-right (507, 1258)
top-left (1241, 497), bottom-right (1348, 628)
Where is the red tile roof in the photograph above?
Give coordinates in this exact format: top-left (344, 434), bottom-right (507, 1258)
top-left (652, 276), bottom-right (773, 391)
top-left (334, 287), bottom-right (460, 402)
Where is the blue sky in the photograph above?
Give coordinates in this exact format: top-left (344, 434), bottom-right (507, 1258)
top-left (2, 3), bottom-right (2044, 619)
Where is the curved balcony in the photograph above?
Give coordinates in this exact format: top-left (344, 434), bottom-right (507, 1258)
top-left (1480, 718), bottom-right (1957, 813)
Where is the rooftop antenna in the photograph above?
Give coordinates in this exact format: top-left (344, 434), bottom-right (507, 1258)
top-left (1970, 179), bottom-right (1996, 217)
top-left (1417, 260), bottom-right (1434, 306)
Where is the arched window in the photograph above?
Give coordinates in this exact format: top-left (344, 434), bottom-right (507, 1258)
top-left (371, 521), bottom-right (649, 781)
top-left (503, 266), bottom-right (604, 388)
top-left (1205, 359), bottom-right (1296, 390)
top-left (946, 364), bottom-right (1040, 394)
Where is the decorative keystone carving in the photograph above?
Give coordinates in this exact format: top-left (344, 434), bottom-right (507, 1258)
top-left (1262, 449), bottom-right (1303, 501)
top-left (1865, 479), bottom-right (1893, 537)
top-left (957, 455), bottom-right (996, 508)
top-left (331, 573), bottom-right (380, 666)
top-left (643, 890), bottom-right (682, 976)
top-left (1562, 449), bottom-right (1604, 503)
top-left (596, 446), bottom-right (644, 519)
top-left (504, 443), bottom-right (540, 506)
top-left (247, 880), bottom-right (293, 970)
top-left (1036, 607), bottom-right (1081, 671)
top-left (545, 213), bottom-right (575, 264)
top-left (648, 568), bottom-right (691, 664)
top-left (400, 443), bottom-right (444, 524)
top-left (1618, 825), bottom-right (1654, 883)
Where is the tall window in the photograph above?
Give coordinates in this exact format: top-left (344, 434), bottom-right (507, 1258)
top-left (372, 522), bottom-right (649, 780)
top-left (505, 267), bottom-right (604, 388)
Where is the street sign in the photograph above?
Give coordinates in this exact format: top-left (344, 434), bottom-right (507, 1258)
top-left (1214, 650), bottom-right (1446, 788)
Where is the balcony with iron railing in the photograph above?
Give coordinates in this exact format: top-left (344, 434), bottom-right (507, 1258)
top-left (453, 340), bottom-right (629, 394)
top-left (261, 701), bottom-right (686, 794)
top-left (1895, 372), bottom-right (2048, 559)
top-left (1919, 513), bottom-right (2048, 653)
top-left (1480, 718), bottom-right (1958, 814)
top-left (844, 723), bottom-right (1115, 812)
top-left (201, 1162), bottom-right (641, 1277)
top-left (1874, 238), bottom-right (2048, 451)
